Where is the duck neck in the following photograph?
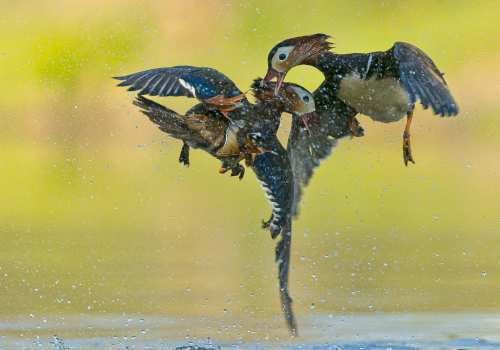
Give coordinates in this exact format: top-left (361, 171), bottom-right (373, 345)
top-left (305, 52), bottom-right (345, 81)
top-left (256, 102), bottom-right (283, 133)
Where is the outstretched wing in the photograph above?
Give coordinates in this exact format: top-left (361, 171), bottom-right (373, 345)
top-left (287, 115), bottom-right (338, 217)
top-left (114, 66), bottom-right (244, 101)
top-left (392, 42), bottom-right (459, 116)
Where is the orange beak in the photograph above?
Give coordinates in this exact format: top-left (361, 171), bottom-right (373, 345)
top-left (300, 111), bottom-right (322, 135)
top-left (261, 67), bottom-right (286, 95)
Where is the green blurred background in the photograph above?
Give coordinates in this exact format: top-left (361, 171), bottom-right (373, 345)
top-left (1, 0), bottom-right (499, 343)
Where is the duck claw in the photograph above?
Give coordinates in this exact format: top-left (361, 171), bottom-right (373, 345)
top-left (348, 116), bottom-right (364, 137)
top-left (403, 133), bottom-right (415, 166)
top-left (179, 144), bottom-right (190, 167)
top-left (230, 164), bottom-right (245, 180)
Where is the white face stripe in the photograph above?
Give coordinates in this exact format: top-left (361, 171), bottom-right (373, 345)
top-left (271, 46), bottom-right (295, 72)
top-left (290, 86), bottom-right (316, 114)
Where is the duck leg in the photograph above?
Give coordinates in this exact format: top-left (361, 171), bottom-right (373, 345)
top-left (403, 110), bottom-right (415, 166)
top-left (179, 142), bottom-right (190, 167)
top-left (219, 162), bottom-right (245, 180)
top-left (347, 112), bottom-right (364, 137)
top-left (230, 163), bottom-right (245, 180)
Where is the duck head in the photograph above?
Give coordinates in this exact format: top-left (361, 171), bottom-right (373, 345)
top-left (261, 34), bottom-right (333, 95)
top-left (253, 79), bottom-right (320, 134)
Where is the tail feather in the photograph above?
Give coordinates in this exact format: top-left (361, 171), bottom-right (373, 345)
top-left (133, 96), bottom-right (209, 147)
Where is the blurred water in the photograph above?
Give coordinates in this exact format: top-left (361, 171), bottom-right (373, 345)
top-left (2, 313), bottom-right (499, 349)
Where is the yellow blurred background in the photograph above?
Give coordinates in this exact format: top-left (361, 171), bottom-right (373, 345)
top-left (1, 0), bottom-right (499, 343)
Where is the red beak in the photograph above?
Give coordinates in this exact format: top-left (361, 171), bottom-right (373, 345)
top-left (300, 111), bottom-right (322, 135)
top-left (261, 67), bottom-right (286, 95)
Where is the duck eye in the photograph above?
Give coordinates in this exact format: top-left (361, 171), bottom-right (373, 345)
top-left (302, 95), bottom-right (310, 103)
top-left (278, 53), bottom-right (287, 61)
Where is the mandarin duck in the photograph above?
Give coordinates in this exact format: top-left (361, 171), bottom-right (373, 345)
top-left (132, 94), bottom-right (299, 334)
top-left (115, 67), bottom-right (321, 335)
top-left (262, 34), bottom-right (459, 166)
top-left (114, 66), bottom-right (319, 168)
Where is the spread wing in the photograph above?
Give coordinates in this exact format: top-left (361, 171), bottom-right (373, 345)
top-left (392, 42), bottom-right (459, 116)
top-left (287, 115), bottom-right (338, 217)
top-left (114, 66), bottom-right (244, 101)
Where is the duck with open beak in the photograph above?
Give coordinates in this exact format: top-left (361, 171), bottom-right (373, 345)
top-left (115, 67), bottom-right (325, 335)
top-left (262, 33), bottom-right (459, 166)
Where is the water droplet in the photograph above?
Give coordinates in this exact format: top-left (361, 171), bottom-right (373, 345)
top-left (310, 303), bottom-right (315, 309)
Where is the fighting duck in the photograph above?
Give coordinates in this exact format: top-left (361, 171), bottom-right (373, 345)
top-left (132, 95), bottom-right (299, 333)
top-left (252, 79), bottom-right (338, 217)
top-left (114, 66), bottom-right (319, 169)
top-left (262, 34), bottom-right (459, 165)
top-left (115, 67), bottom-right (320, 335)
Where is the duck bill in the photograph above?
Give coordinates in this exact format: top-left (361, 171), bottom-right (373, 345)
top-left (261, 68), bottom-right (286, 95)
top-left (300, 111), bottom-right (322, 135)
top-left (274, 72), bottom-right (286, 95)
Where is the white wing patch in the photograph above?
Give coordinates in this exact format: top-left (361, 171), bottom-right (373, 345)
top-left (362, 54), bottom-right (373, 80)
top-left (179, 78), bottom-right (197, 98)
top-left (256, 177), bottom-right (282, 229)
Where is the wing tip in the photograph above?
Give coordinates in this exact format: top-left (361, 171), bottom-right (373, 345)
top-left (112, 75), bottom-right (128, 81)
top-left (431, 103), bottom-right (459, 117)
